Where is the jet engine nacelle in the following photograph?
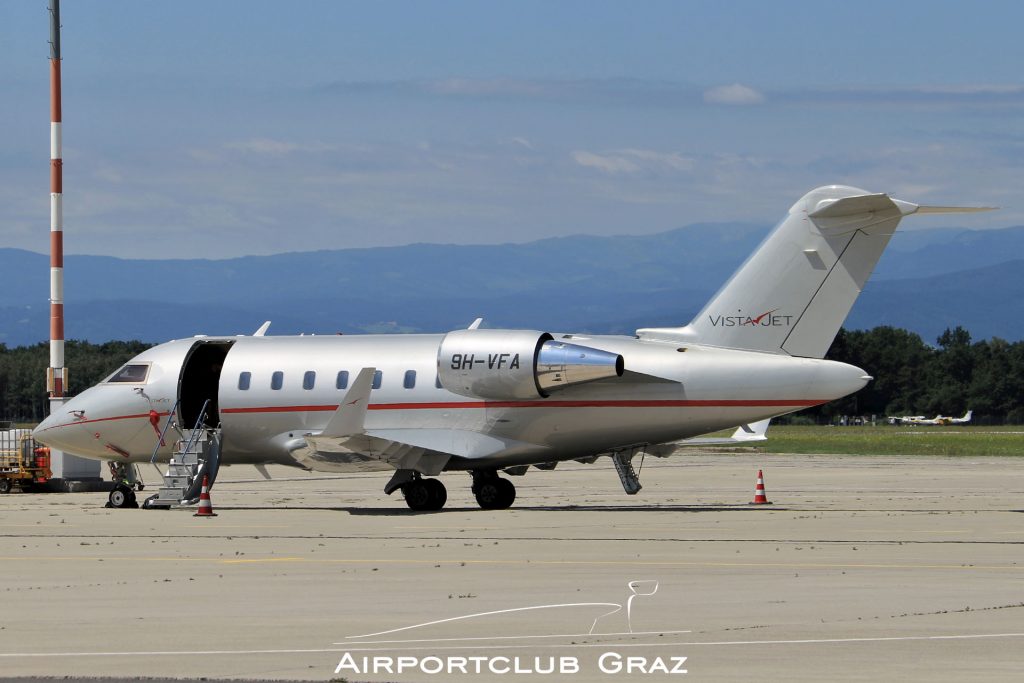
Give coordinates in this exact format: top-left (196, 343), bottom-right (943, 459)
top-left (437, 329), bottom-right (625, 400)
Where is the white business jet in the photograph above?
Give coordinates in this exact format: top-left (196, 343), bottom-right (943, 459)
top-left (33, 186), bottom-right (990, 510)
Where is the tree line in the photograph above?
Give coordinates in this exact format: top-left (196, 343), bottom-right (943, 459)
top-left (0, 340), bottom-right (151, 422)
top-left (1, 326), bottom-right (1023, 424)
top-left (806, 326), bottom-right (1024, 425)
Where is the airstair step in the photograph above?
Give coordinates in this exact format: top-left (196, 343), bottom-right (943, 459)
top-left (611, 451), bottom-right (642, 495)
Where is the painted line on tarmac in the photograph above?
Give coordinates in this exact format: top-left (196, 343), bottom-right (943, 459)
top-left (222, 557), bottom-right (307, 564)
top-left (1, 555), bottom-right (1019, 572)
top-left (1, 532), bottom-right (1021, 546)
top-left (2, 632), bottom-right (1023, 659)
top-left (394, 526), bottom-right (498, 530)
top-left (853, 529), bottom-right (972, 534)
top-left (338, 630), bottom-right (693, 645)
top-left (336, 632), bottom-right (1024, 652)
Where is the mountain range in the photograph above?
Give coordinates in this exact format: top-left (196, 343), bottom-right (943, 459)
top-left (2, 223), bottom-right (1022, 347)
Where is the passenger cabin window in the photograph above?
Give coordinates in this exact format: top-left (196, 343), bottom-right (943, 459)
top-left (372, 370), bottom-right (382, 389)
top-left (404, 370), bottom-right (416, 389)
top-left (271, 371), bottom-right (284, 390)
top-left (336, 371), bottom-right (349, 390)
top-left (238, 371), bottom-right (251, 390)
top-left (303, 371), bottom-right (316, 390)
top-left (107, 363), bottom-right (150, 383)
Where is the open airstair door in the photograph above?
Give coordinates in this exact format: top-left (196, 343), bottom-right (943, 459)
top-left (178, 340), bottom-right (234, 429)
top-left (173, 340), bottom-right (233, 502)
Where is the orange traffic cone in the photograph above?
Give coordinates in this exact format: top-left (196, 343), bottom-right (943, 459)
top-left (749, 469), bottom-right (772, 505)
top-left (193, 475), bottom-right (217, 517)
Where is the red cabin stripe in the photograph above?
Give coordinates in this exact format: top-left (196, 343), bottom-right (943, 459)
top-left (221, 398), bottom-right (824, 415)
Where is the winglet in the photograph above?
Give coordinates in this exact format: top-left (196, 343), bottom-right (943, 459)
top-left (731, 419), bottom-right (770, 442)
top-left (321, 367), bottom-right (377, 437)
top-left (468, 317), bottom-right (484, 330)
top-left (253, 321), bottom-right (272, 337)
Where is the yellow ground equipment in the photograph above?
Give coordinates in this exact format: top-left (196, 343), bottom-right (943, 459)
top-left (0, 429), bottom-right (52, 493)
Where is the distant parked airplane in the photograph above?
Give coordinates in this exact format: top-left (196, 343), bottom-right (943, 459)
top-left (888, 410), bottom-right (972, 426)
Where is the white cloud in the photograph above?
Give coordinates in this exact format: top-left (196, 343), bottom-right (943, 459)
top-left (619, 149), bottom-right (695, 171)
top-left (225, 138), bottom-right (336, 155)
top-left (572, 150), bottom-right (641, 174)
top-left (703, 83), bottom-right (765, 105)
top-left (508, 137), bottom-right (535, 151)
top-left (571, 148), bottom-right (696, 175)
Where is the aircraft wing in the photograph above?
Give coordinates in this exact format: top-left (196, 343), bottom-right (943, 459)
top-left (295, 371), bottom-right (545, 473)
top-left (645, 419), bottom-right (770, 456)
top-left (301, 428), bottom-right (542, 475)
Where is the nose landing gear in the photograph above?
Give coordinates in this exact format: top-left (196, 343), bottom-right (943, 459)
top-left (106, 483), bottom-right (138, 509)
top-left (106, 463), bottom-right (140, 508)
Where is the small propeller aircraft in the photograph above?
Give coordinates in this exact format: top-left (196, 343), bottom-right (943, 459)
top-left (33, 186), bottom-right (991, 510)
top-left (889, 410), bottom-right (973, 426)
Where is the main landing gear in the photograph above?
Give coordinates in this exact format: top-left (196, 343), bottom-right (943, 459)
top-left (471, 471), bottom-right (516, 510)
top-left (385, 469), bottom-right (517, 511)
top-left (401, 476), bottom-right (448, 512)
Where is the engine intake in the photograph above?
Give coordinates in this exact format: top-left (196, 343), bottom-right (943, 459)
top-left (437, 329), bottom-right (624, 400)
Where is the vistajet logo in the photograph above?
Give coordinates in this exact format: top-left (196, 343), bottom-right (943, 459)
top-left (708, 308), bottom-right (793, 328)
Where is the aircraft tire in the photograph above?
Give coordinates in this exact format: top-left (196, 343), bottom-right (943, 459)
top-left (474, 477), bottom-right (516, 510)
top-left (402, 480), bottom-right (434, 511)
top-left (424, 478), bottom-right (447, 511)
top-left (108, 484), bottom-right (132, 508)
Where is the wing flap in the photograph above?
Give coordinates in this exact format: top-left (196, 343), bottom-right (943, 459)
top-left (300, 428), bottom-right (543, 475)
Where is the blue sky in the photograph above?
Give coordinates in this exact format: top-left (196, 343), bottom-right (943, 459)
top-left (3, 0), bottom-right (1024, 258)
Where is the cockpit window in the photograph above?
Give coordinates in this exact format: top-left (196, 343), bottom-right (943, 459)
top-left (106, 363), bottom-right (150, 384)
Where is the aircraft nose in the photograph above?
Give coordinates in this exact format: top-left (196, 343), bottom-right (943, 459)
top-left (33, 400), bottom-right (91, 456)
top-left (33, 413), bottom-right (58, 437)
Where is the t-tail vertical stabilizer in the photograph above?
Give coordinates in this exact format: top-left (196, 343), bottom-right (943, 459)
top-left (638, 185), bottom-right (994, 359)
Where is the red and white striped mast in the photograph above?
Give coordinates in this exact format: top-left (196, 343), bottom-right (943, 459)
top-left (47, 0), bottom-right (66, 401)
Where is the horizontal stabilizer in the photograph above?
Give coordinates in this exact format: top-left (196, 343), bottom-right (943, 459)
top-left (911, 205), bottom-right (997, 215)
top-left (809, 193), bottom-right (894, 218)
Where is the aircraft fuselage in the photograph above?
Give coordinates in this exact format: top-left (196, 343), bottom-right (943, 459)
top-left (36, 332), bottom-right (868, 473)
